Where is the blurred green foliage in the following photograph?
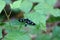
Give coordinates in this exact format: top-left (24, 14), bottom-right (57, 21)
top-left (0, 0), bottom-right (60, 40)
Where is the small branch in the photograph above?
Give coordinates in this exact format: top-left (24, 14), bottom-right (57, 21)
top-left (8, 10), bottom-right (12, 17)
top-left (4, 9), bottom-right (8, 17)
top-left (4, 9), bottom-right (12, 31)
top-left (4, 9), bottom-right (12, 20)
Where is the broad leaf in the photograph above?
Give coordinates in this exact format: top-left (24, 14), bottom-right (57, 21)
top-left (4, 32), bottom-right (31, 40)
top-left (3, 19), bottom-right (24, 31)
top-left (27, 0), bottom-right (45, 3)
top-left (36, 34), bottom-right (51, 40)
top-left (52, 26), bottom-right (60, 38)
top-left (34, 3), bottom-right (53, 15)
top-left (50, 9), bottom-right (60, 17)
top-left (24, 12), bottom-right (46, 30)
top-left (45, 0), bottom-right (57, 6)
top-left (10, 0), bottom-right (22, 10)
top-left (47, 16), bottom-right (60, 23)
top-left (52, 38), bottom-right (60, 40)
top-left (19, 1), bottom-right (32, 13)
top-left (4, 0), bottom-right (12, 4)
top-left (0, 1), bottom-right (6, 13)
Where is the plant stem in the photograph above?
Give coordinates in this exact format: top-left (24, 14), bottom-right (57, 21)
top-left (4, 9), bottom-right (12, 31)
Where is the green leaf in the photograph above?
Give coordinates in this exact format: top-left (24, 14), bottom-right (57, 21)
top-left (0, 1), bottom-right (6, 13)
top-left (47, 16), bottom-right (60, 23)
top-left (4, 32), bottom-right (31, 40)
top-left (20, 25), bottom-right (37, 34)
top-left (50, 9), bottom-right (60, 17)
top-left (24, 12), bottom-right (46, 30)
top-left (34, 3), bottom-right (53, 15)
top-left (0, 22), bottom-right (5, 26)
top-left (10, 0), bottom-right (22, 10)
top-left (52, 26), bottom-right (60, 38)
top-left (45, 0), bottom-right (57, 6)
top-left (3, 19), bottom-right (24, 31)
top-left (4, 0), bottom-right (12, 4)
top-left (27, 0), bottom-right (45, 3)
top-left (52, 38), bottom-right (60, 40)
top-left (36, 33), bottom-right (51, 40)
top-left (19, 1), bottom-right (32, 13)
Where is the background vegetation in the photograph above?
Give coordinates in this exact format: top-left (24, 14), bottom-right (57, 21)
top-left (0, 0), bottom-right (60, 40)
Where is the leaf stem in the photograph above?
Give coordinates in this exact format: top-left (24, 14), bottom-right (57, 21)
top-left (4, 9), bottom-right (12, 31)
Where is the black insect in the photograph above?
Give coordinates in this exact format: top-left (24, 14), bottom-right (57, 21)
top-left (18, 18), bottom-right (36, 26)
top-left (18, 18), bottom-right (25, 22)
